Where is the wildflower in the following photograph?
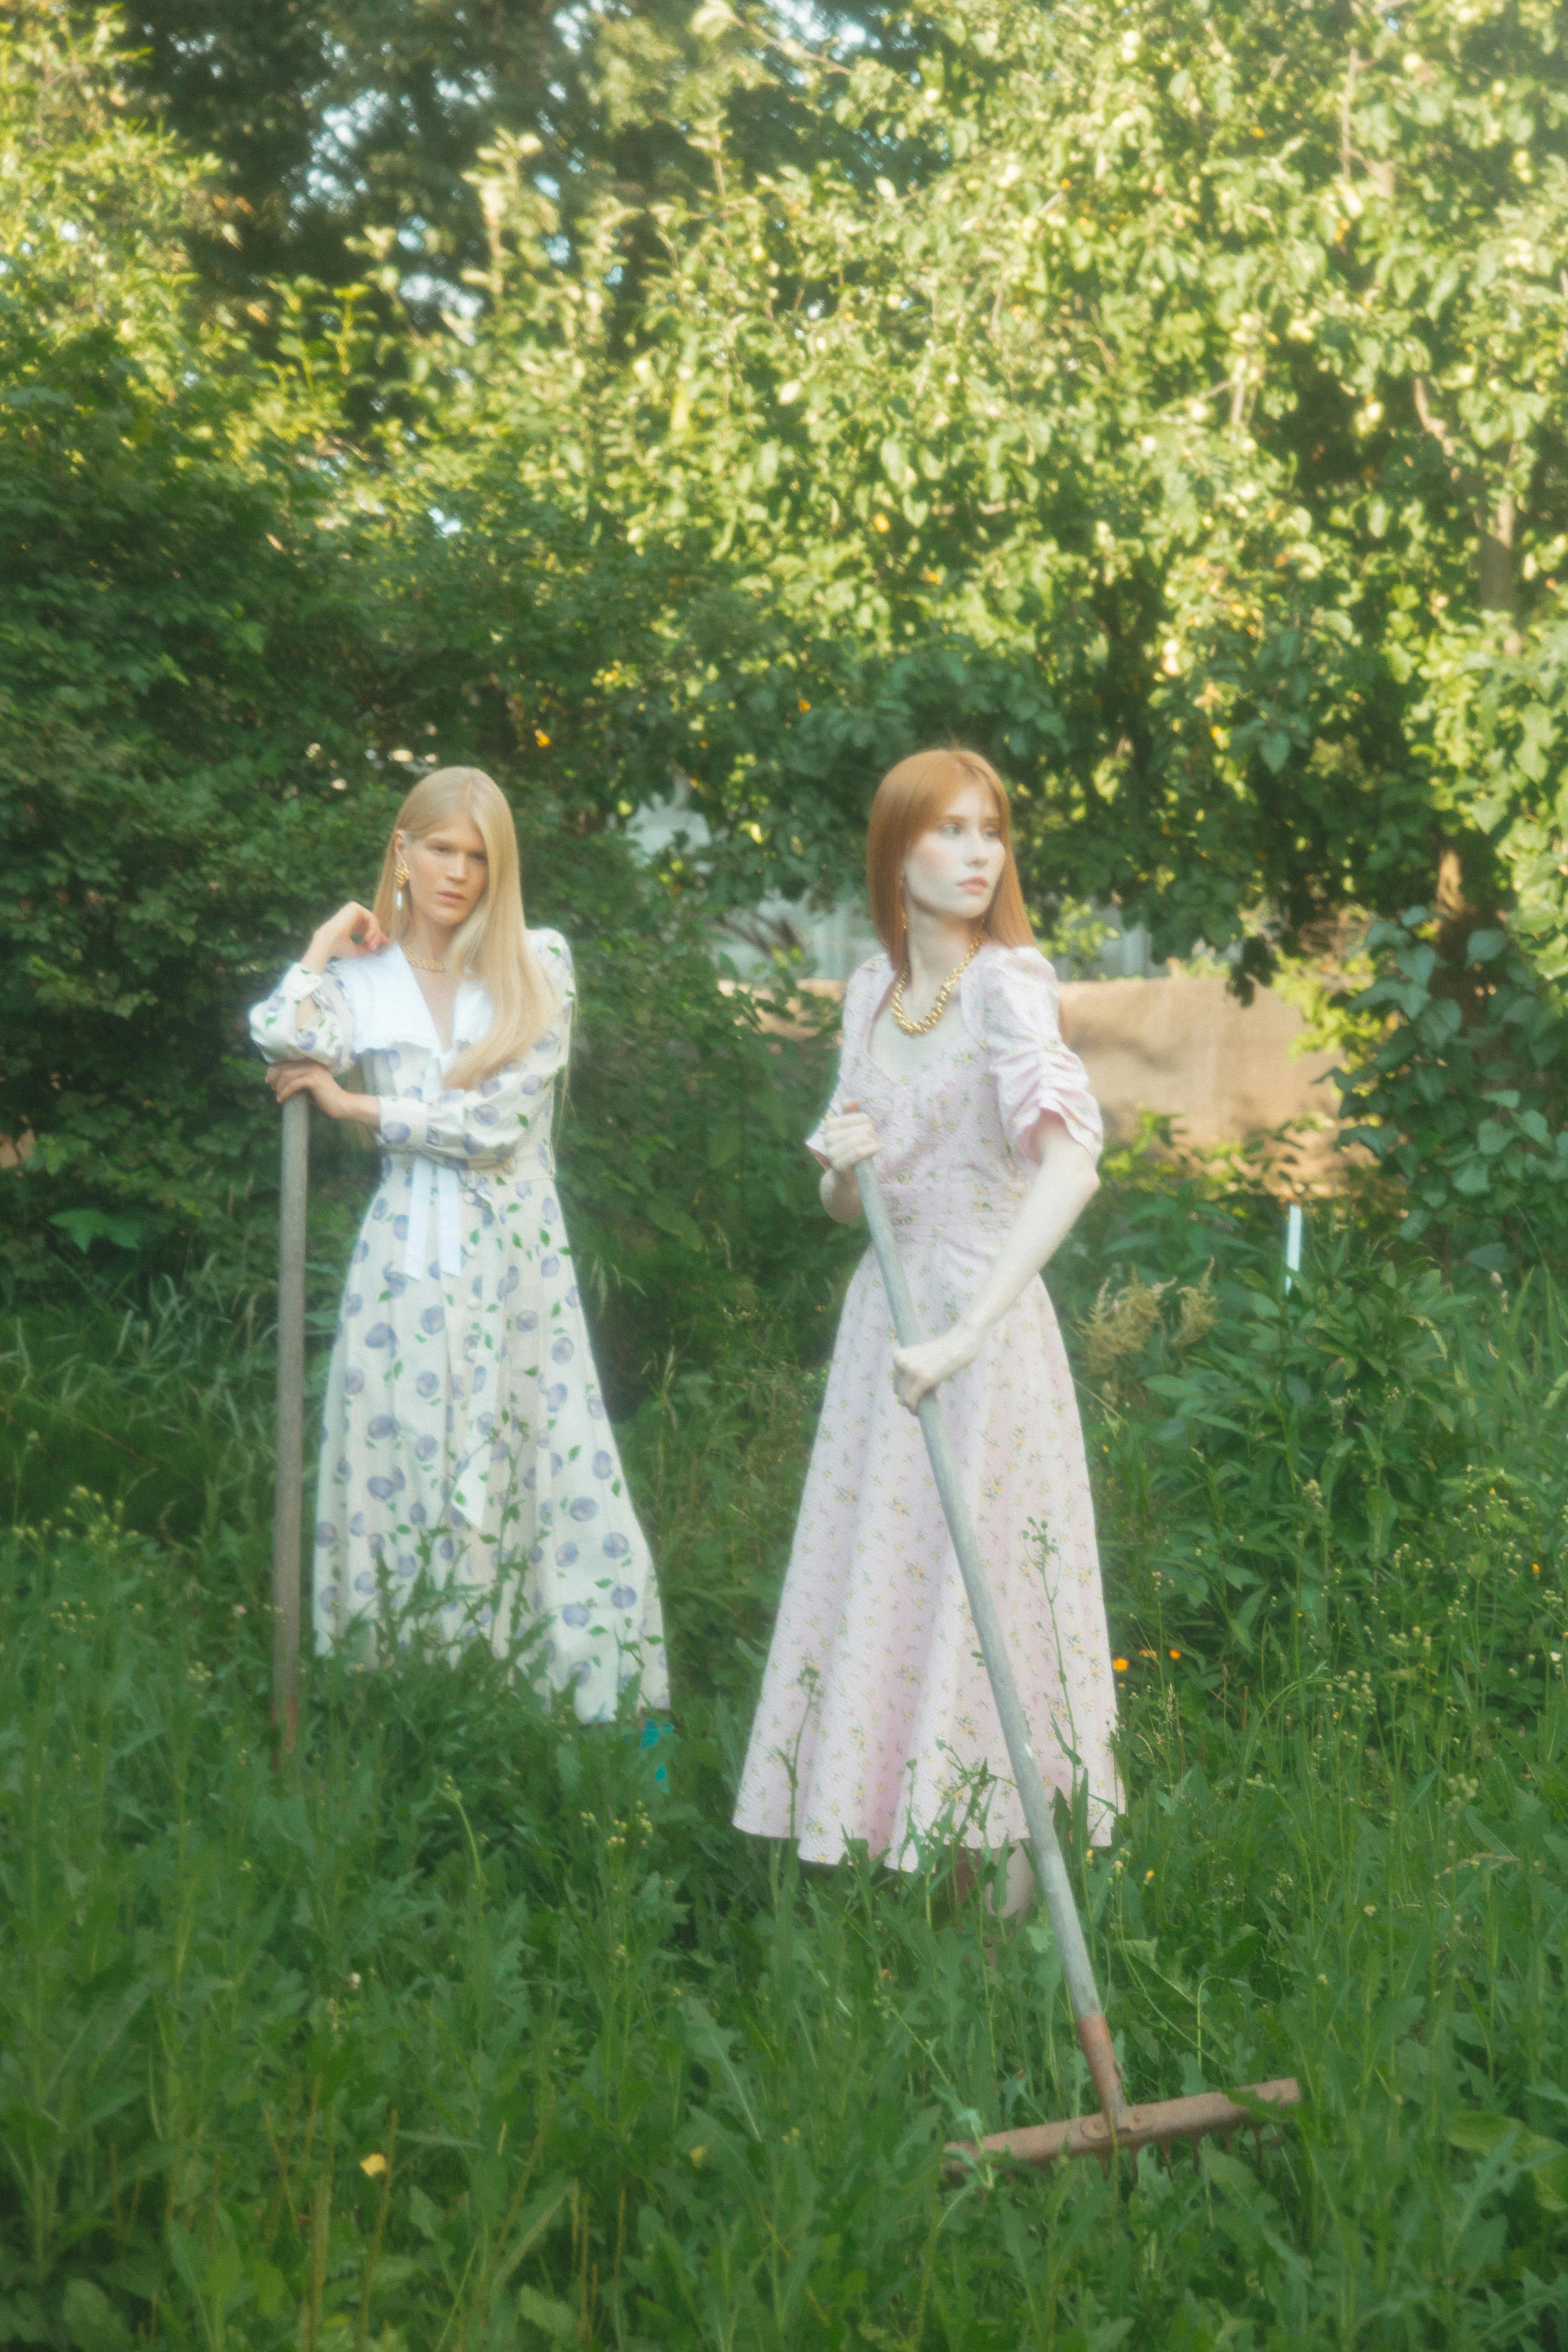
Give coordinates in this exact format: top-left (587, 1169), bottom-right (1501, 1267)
top-left (360, 2153), bottom-right (388, 2178)
top-left (1315, 1973), bottom-right (1328, 1986)
top-left (1113, 1657), bottom-right (1129, 1673)
top-left (1144, 1869), bottom-right (1155, 1882)
top-left (1532, 1563), bottom-right (1541, 1576)
top-left (1168, 1648), bottom-right (1181, 1660)
top-left (1139, 1648), bottom-right (1157, 1659)
top-left (1174, 1264), bottom-right (1219, 1352)
top-left (1081, 1273), bottom-right (1172, 1377)
top-left (1363, 1904), bottom-right (1376, 1917)
top-left (690, 2146), bottom-right (707, 2168)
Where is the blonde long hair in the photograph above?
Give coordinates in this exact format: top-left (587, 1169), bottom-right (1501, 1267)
top-left (865, 748), bottom-right (1034, 966)
top-left (371, 766), bottom-right (559, 1090)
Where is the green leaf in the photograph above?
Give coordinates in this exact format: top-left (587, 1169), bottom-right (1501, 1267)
top-left (518, 2283), bottom-right (578, 2339)
top-left (49, 1211), bottom-right (144, 1254)
top-left (644, 1197), bottom-right (705, 1251)
top-left (63, 2281), bottom-right (131, 2352)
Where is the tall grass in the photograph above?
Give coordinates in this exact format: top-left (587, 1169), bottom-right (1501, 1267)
top-left (2, 1184), bottom-right (1567, 2347)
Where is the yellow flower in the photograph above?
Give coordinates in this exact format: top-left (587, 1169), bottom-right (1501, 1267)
top-left (1112, 1657), bottom-right (1129, 1673)
top-left (360, 2153), bottom-right (388, 2178)
top-left (690, 2146), bottom-right (707, 2168)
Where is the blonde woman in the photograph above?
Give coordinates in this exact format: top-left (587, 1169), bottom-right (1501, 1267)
top-left (248, 766), bottom-right (668, 1722)
top-left (733, 749), bottom-right (1119, 1909)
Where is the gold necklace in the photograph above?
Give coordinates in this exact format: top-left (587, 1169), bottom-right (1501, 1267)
top-left (405, 950), bottom-right (448, 973)
top-left (890, 932), bottom-right (982, 1036)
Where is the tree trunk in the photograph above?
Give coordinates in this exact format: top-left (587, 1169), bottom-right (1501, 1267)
top-left (1477, 492), bottom-right (1516, 619)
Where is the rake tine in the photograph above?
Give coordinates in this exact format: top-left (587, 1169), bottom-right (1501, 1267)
top-left (942, 2078), bottom-right (1303, 2181)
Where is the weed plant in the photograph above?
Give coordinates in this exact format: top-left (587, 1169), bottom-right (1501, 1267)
top-left (2, 1169), bottom-right (1568, 2346)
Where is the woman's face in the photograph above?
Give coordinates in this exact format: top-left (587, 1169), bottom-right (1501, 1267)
top-left (902, 782), bottom-right (1006, 927)
top-left (398, 810), bottom-right (489, 931)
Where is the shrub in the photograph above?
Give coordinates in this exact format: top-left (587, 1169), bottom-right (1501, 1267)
top-left (1334, 911), bottom-right (1568, 1271)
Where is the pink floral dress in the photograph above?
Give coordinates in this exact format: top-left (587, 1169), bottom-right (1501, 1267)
top-left (733, 943), bottom-right (1122, 1867)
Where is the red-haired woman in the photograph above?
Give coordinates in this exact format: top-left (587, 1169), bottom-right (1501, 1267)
top-left (733, 750), bottom-right (1121, 1910)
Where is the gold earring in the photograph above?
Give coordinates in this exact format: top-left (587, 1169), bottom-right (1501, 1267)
top-left (394, 855), bottom-right (409, 909)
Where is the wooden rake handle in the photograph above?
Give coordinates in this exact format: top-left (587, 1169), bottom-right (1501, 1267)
top-left (855, 1158), bottom-right (1129, 2133)
top-left (273, 1090), bottom-right (309, 1758)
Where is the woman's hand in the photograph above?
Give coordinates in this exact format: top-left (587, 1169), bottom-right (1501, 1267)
top-left (820, 1104), bottom-right (880, 1175)
top-left (819, 1101), bottom-right (881, 1224)
top-left (302, 902), bottom-right (387, 974)
top-left (266, 1061), bottom-right (380, 1127)
top-left (891, 1320), bottom-right (982, 1413)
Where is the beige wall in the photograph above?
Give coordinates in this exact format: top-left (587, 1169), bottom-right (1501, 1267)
top-left (1059, 975), bottom-right (1342, 1158)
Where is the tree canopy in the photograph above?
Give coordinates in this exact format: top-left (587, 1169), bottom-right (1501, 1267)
top-left (7, 0), bottom-right (1568, 1263)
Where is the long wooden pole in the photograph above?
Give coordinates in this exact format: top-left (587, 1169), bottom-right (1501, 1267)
top-left (273, 1091), bottom-right (309, 1758)
top-left (856, 1159), bottom-right (1129, 2134)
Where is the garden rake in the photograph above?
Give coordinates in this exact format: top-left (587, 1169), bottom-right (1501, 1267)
top-left (855, 1158), bottom-right (1301, 2174)
top-left (272, 1089), bottom-right (309, 1758)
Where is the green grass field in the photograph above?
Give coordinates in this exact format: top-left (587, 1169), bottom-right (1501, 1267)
top-left (3, 1181), bottom-right (1567, 2349)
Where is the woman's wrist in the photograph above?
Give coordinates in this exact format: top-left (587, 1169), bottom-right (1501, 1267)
top-left (821, 1165), bottom-right (861, 1221)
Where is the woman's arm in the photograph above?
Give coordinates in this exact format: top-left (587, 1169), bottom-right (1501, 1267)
top-left (266, 1060), bottom-right (382, 1125)
top-left (266, 1055), bottom-right (545, 1162)
top-left (889, 1121), bottom-right (1099, 1410)
top-left (251, 903), bottom-right (385, 1070)
top-left (299, 902), bottom-right (387, 977)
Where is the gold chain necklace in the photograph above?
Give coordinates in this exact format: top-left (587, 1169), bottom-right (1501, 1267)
top-left (890, 933), bottom-right (982, 1036)
top-left (405, 950), bottom-right (448, 973)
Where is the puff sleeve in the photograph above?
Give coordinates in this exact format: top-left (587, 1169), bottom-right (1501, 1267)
top-left (248, 962), bottom-right (355, 1073)
top-left (979, 947), bottom-right (1103, 1167)
top-left (805, 958), bottom-right (886, 1166)
top-left (374, 931), bottom-right (573, 1169)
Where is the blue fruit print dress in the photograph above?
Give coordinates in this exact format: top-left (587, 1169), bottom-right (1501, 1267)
top-left (248, 932), bottom-right (669, 1722)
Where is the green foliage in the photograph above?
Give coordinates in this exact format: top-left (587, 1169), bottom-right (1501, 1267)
top-left (0, 8), bottom-right (386, 1239)
top-left (5, 1208), bottom-right (1568, 2346)
top-left (413, 0), bottom-right (1568, 971)
top-left (1334, 912), bottom-right (1568, 1264)
top-left (113, 0), bottom-right (870, 326)
top-left (1423, 601), bottom-right (1568, 987)
top-left (12, 4), bottom-right (1568, 1278)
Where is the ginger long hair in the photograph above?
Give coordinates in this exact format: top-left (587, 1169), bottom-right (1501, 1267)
top-left (370, 766), bottom-right (559, 1090)
top-left (865, 748), bottom-right (1034, 967)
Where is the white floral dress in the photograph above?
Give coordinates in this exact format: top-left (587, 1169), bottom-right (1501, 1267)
top-left (249, 934), bottom-right (669, 1722)
top-left (733, 945), bottom-right (1121, 1865)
